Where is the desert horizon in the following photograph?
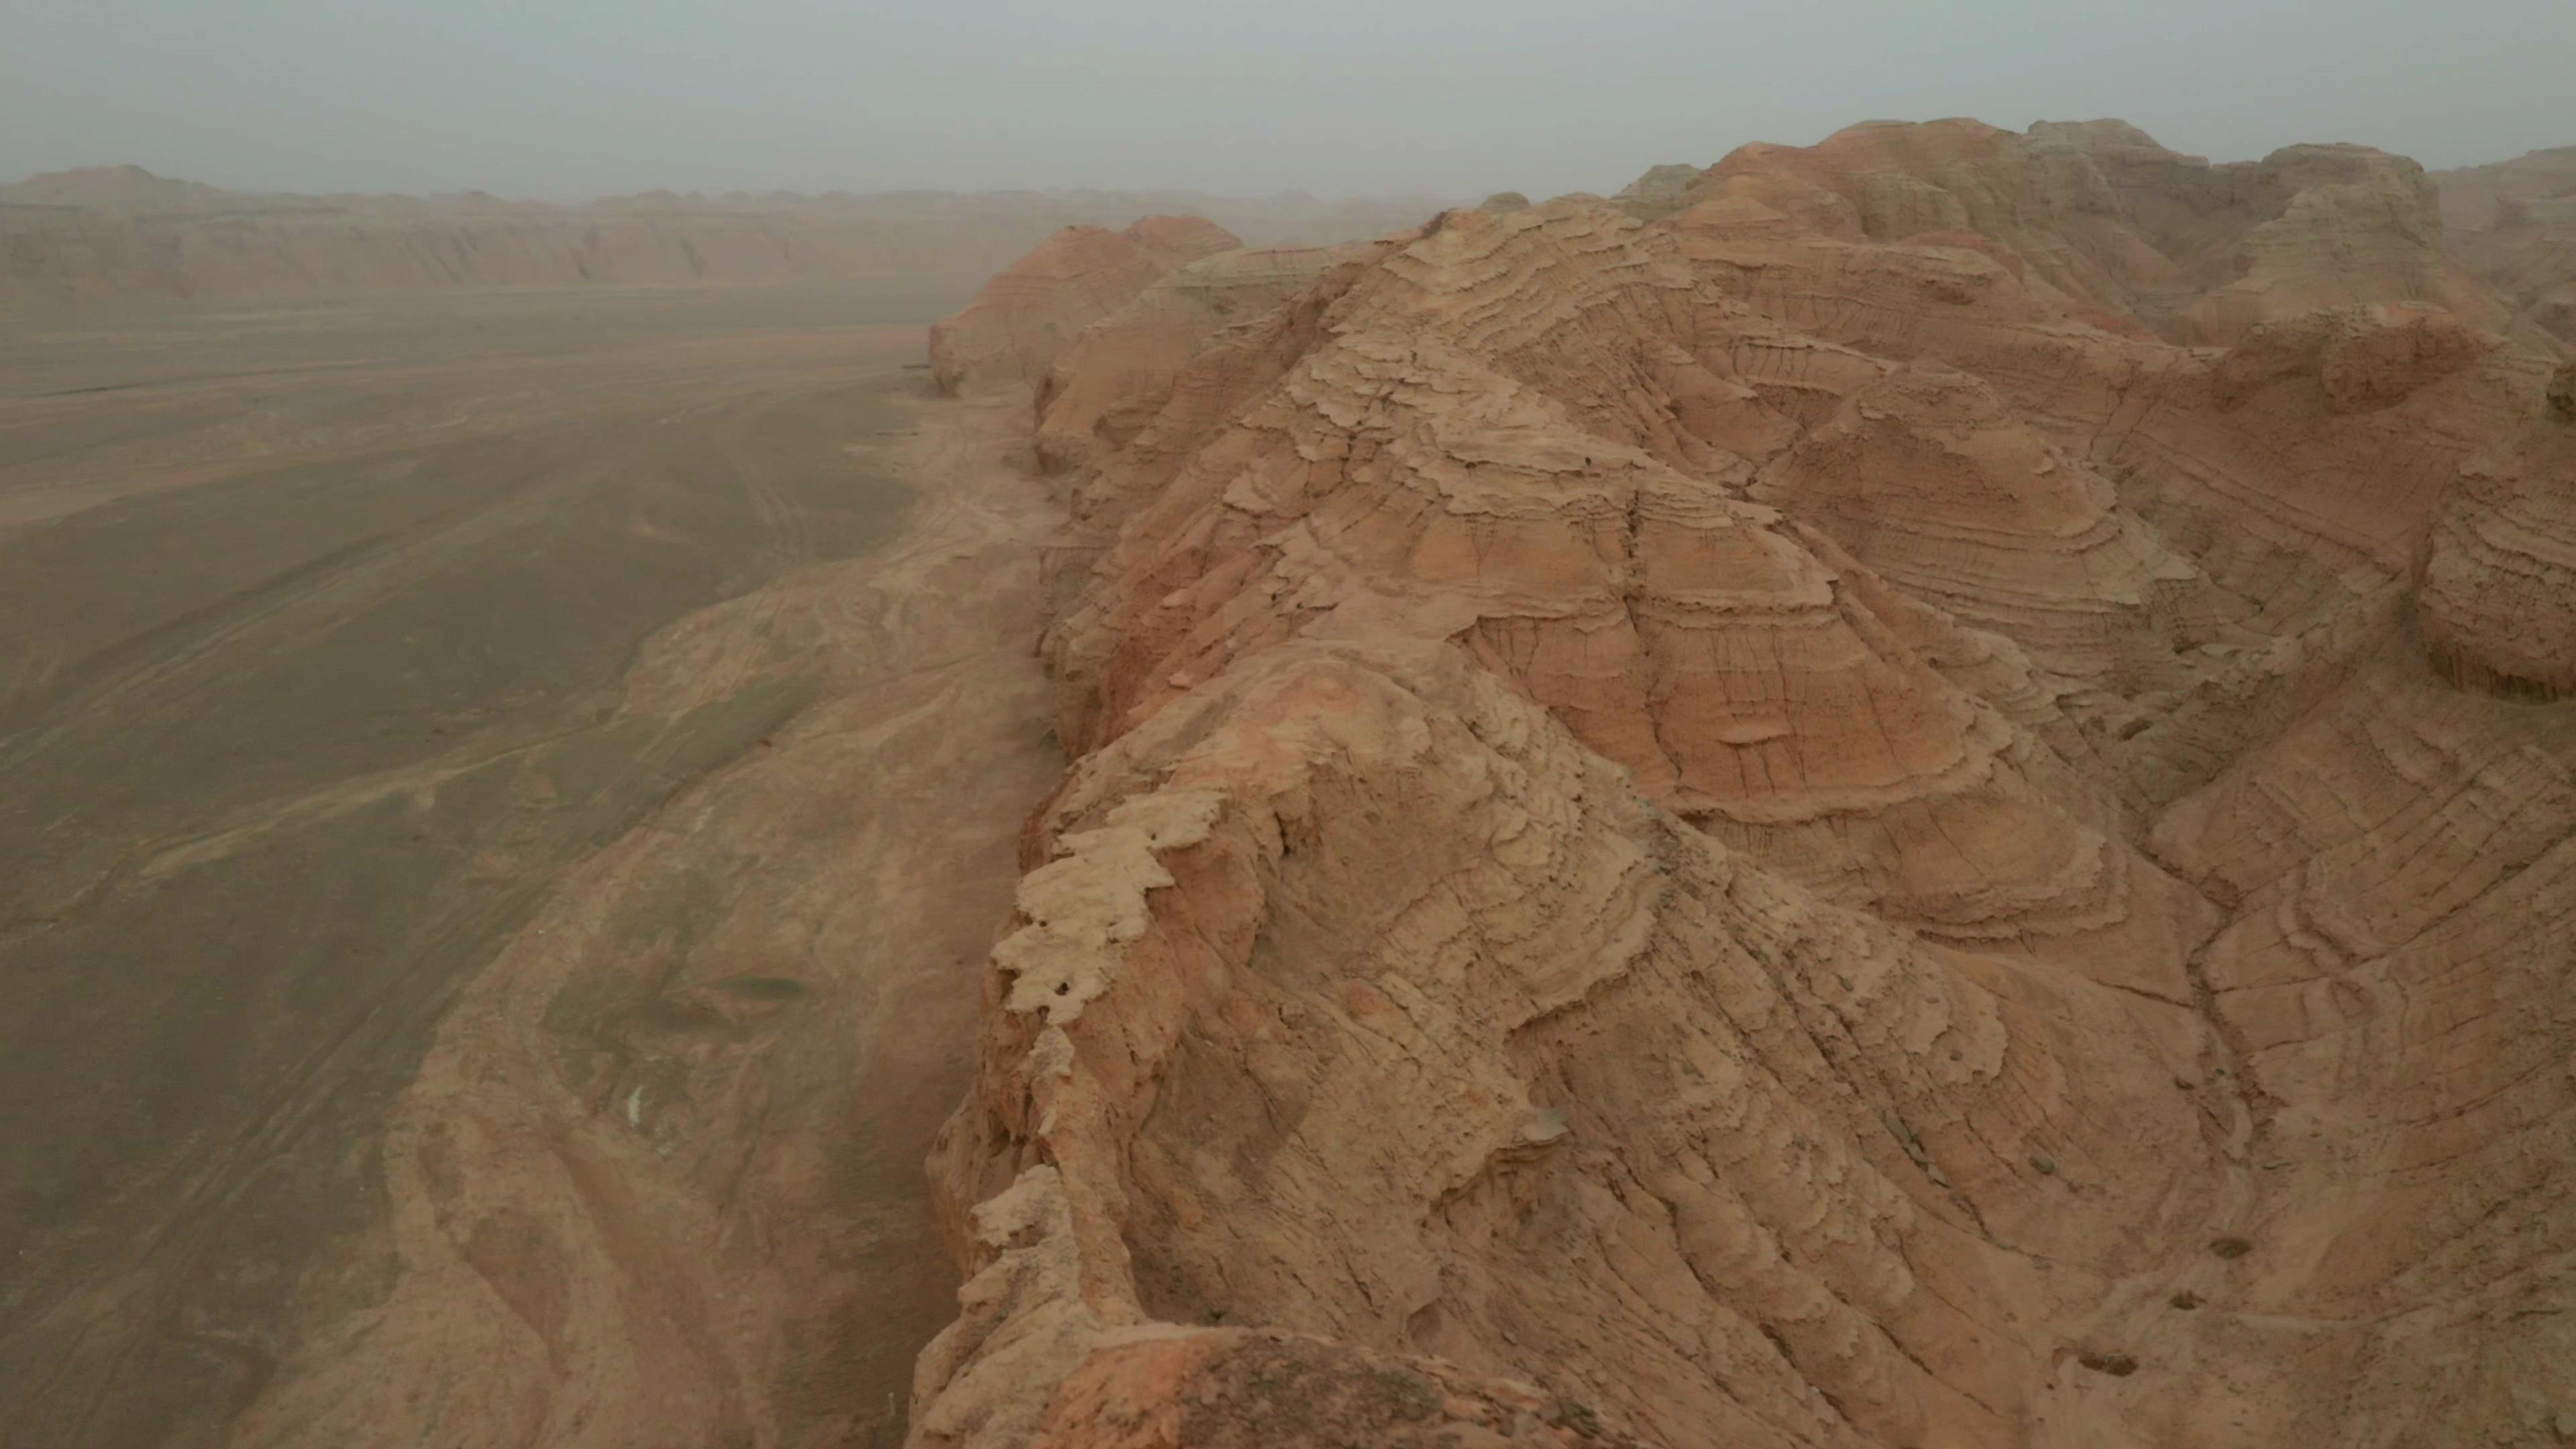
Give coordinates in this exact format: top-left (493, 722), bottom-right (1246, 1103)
top-left (9, 120), bottom-right (2573, 338)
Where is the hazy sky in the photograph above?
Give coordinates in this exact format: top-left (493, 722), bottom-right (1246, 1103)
top-left (8, 0), bottom-right (2572, 201)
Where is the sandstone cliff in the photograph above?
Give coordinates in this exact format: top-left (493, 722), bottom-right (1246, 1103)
top-left (906, 120), bottom-right (2576, 1448)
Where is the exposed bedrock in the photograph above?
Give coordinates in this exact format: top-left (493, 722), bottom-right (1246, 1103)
top-left (908, 127), bottom-right (2576, 1449)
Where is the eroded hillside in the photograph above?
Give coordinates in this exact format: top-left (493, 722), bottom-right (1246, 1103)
top-left (905, 118), bottom-right (2576, 1448)
top-left (2437, 146), bottom-right (2576, 350)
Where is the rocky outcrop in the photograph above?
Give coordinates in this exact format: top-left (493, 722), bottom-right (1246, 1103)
top-left (2436, 146), bottom-right (2576, 350)
top-left (1032, 243), bottom-right (1379, 476)
top-left (908, 125), bottom-right (2576, 1449)
top-left (1024, 1326), bottom-right (1652, 1447)
top-left (1611, 164), bottom-right (1701, 221)
top-left (1659, 118), bottom-right (2517, 345)
top-left (928, 219), bottom-right (1241, 396)
top-left (2174, 146), bottom-right (2501, 346)
top-left (2418, 362), bottom-right (2576, 696)
top-left (1749, 362), bottom-right (2200, 688)
top-left (2210, 302), bottom-right (2494, 413)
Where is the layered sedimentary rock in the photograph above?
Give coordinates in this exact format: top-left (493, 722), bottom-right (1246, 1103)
top-left (2436, 146), bottom-right (2576, 349)
top-left (929, 219), bottom-right (1242, 396)
top-left (1636, 118), bottom-right (2519, 347)
top-left (2418, 362), bottom-right (2576, 696)
top-left (909, 121), bottom-right (2576, 1448)
top-left (1032, 243), bottom-right (1377, 476)
top-left (1748, 362), bottom-right (2200, 690)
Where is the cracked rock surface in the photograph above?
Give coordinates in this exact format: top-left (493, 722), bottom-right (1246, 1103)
top-left (912, 121), bottom-right (2576, 1448)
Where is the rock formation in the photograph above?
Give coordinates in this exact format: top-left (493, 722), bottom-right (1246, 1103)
top-left (2436, 146), bottom-right (2576, 349)
top-left (905, 119), bottom-right (2576, 1448)
top-left (927, 218), bottom-right (1241, 396)
top-left (1032, 243), bottom-right (1376, 476)
top-left (1633, 118), bottom-right (2520, 347)
top-left (1611, 164), bottom-right (1701, 221)
top-left (2418, 360), bottom-right (2576, 696)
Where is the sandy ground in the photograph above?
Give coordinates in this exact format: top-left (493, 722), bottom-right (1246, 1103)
top-left (0, 283), bottom-right (1064, 1447)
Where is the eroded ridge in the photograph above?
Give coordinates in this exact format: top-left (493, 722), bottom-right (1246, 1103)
top-left (910, 124), bottom-right (2576, 1448)
top-left (930, 218), bottom-right (1243, 396)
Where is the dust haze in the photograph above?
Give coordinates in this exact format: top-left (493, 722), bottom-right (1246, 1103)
top-left (6, 0), bottom-right (2573, 199)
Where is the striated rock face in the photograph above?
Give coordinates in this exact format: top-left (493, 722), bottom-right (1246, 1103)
top-left (1748, 362), bottom-right (2200, 688)
top-left (1676, 118), bottom-right (2516, 346)
top-left (2418, 363), bottom-right (2576, 696)
top-left (1033, 243), bottom-right (1380, 477)
top-left (908, 127), bottom-right (2576, 1449)
top-left (929, 219), bottom-right (1242, 396)
top-left (2210, 301), bottom-right (2493, 413)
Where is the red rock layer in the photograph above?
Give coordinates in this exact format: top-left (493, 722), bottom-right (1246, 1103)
top-left (1650, 118), bottom-right (2521, 348)
top-left (909, 125), bottom-right (2576, 1449)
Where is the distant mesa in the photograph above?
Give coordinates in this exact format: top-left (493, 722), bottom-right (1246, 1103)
top-left (0, 162), bottom-right (243, 213)
top-left (0, 169), bottom-right (1442, 307)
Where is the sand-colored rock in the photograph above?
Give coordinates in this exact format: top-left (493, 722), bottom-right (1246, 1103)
top-left (1674, 186), bottom-right (2559, 835)
top-left (2210, 301), bottom-right (2496, 413)
top-left (905, 123), bottom-right (2576, 1448)
top-left (1671, 118), bottom-right (2515, 345)
top-left (1032, 243), bottom-right (1380, 477)
top-left (2436, 146), bottom-right (2576, 350)
top-left (1028, 205), bottom-right (2206, 1004)
top-left (1027, 1328), bottom-right (1646, 1448)
top-left (928, 219), bottom-right (1243, 396)
top-left (1748, 362), bottom-right (2201, 688)
top-left (1611, 164), bottom-right (1703, 221)
top-left (922, 639), bottom-right (2211, 1448)
top-left (2418, 362), bottom-right (2576, 696)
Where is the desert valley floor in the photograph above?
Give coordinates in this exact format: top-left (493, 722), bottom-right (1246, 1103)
top-left (0, 282), bottom-right (1063, 1448)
